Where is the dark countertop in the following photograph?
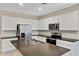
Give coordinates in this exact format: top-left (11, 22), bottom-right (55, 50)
top-left (32, 34), bottom-right (79, 42)
top-left (1, 36), bottom-right (17, 39)
top-left (11, 39), bottom-right (70, 56)
top-left (32, 34), bottom-right (50, 37)
top-left (62, 38), bottom-right (79, 42)
top-left (1, 34), bottom-right (79, 42)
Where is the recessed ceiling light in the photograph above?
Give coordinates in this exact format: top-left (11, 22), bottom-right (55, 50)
top-left (19, 3), bottom-right (23, 6)
top-left (38, 7), bottom-right (42, 11)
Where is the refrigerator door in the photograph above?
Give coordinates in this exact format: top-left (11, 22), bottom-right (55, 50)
top-left (18, 24), bottom-right (32, 40)
top-left (25, 25), bottom-right (32, 40)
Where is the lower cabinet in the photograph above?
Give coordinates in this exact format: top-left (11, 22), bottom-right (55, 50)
top-left (57, 40), bottom-right (79, 56)
top-left (2, 38), bottom-right (18, 52)
top-left (56, 40), bottom-right (74, 49)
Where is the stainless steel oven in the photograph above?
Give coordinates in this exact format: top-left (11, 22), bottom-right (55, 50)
top-left (46, 33), bottom-right (62, 45)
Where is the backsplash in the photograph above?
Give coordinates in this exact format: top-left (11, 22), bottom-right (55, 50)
top-left (1, 30), bottom-right (39, 37)
top-left (62, 32), bottom-right (79, 39)
top-left (1, 30), bottom-right (16, 37)
top-left (1, 30), bottom-right (79, 40)
top-left (38, 31), bottom-right (52, 36)
top-left (38, 30), bottom-right (79, 40)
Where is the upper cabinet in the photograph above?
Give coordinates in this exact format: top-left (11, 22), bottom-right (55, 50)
top-left (2, 16), bottom-right (18, 30)
top-left (2, 16), bottom-right (38, 30)
top-left (58, 11), bottom-right (78, 30)
top-left (1, 11), bottom-right (79, 31)
top-left (39, 11), bottom-right (79, 31)
top-left (38, 16), bottom-right (59, 30)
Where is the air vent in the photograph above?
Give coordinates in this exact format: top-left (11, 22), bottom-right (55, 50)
top-left (42, 3), bottom-right (47, 5)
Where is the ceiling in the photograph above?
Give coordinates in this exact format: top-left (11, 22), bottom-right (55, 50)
top-left (0, 3), bottom-right (77, 16)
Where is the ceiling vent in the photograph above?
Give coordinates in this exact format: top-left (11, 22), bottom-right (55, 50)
top-left (42, 3), bottom-right (47, 5)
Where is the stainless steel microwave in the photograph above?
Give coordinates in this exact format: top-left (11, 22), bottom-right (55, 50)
top-left (49, 23), bottom-right (59, 30)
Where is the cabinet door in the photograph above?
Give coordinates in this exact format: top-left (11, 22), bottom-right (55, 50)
top-left (2, 38), bottom-right (17, 52)
top-left (65, 12), bottom-right (78, 30)
top-left (38, 19), bottom-right (48, 30)
top-left (57, 40), bottom-right (74, 49)
top-left (10, 17), bottom-right (17, 30)
top-left (58, 15), bottom-right (67, 30)
top-left (2, 16), bottom-right (17, 30)
top-left (2, 16), bottom-right (38, 30)
top-left (38, 20), bottom-right (43, 30)
top-left (59, 11), bottom-right (78, 30)
top-left (38, 17), bottom-right (59, 30)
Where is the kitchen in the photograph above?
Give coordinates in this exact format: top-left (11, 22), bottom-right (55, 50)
top-left (0, 3), bottom-right (79, 56)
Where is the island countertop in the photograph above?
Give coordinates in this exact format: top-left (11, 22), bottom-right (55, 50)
top-left (11, 39), bottom-right (70, 56)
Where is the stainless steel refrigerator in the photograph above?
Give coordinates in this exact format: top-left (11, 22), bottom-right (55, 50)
top-left (16, 24), bottom-right (32, 40)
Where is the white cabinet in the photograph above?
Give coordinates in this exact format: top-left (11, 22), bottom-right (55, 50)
top-left (2, 38), bottom-right (17, 52)
top-left (39, 11), bottom-right (79, 31)
top-left (2, 16), bottom-right (38, 30)
top-left (57, 40), bottom-right (74, 49)
top-left (38, 20), bottom-right (42, 30)
top-left (1, 11), bottom-right (79, 31)
top-left (2, 16), bottom-right (18, 30)
top-left (57, 40), bottom-right (79, 56)
top-left (38, 19), bottom-right (48, 30)
top-left (58, 15), bottom-right (66, 30)
top-left (38, 17), bottom-right (59, 30)
top-left (58, 11), bottom-right (78, 30)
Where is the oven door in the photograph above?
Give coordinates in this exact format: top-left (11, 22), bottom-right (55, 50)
top-left (46, 38), bottom-right (56, 45)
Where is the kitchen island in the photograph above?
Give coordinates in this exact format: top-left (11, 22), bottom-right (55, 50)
top-left (11, 39), bottom-right (70, 56)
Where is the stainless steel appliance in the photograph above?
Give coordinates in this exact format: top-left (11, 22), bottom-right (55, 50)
top-left (16, 24), bottom-right (32, 40)
top-left (49, 23), bottom-right (59, 30)
top-left (46, 33), bottom-right (62, 45)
